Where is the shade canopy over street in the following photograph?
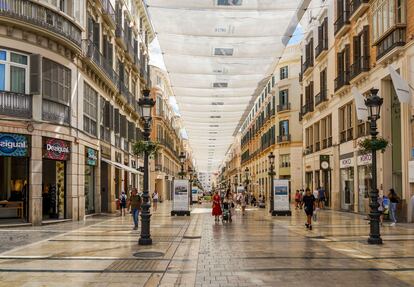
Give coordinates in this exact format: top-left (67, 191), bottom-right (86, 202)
top-left (146, 0), bottom-right (309, 172)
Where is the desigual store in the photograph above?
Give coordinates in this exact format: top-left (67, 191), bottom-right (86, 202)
top-left (0, 133), bottom-right (30, 221)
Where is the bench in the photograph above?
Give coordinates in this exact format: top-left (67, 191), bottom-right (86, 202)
top-left (0, 201), bottom-right (23, 218)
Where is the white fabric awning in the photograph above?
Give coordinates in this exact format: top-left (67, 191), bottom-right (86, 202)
top-left (147, 0), bottom-right (309, 172)
top-left (101, 158), bottom-right (141, 174)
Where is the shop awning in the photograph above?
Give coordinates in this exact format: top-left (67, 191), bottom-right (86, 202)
top-left (101, 158), bottom-right (141, 174)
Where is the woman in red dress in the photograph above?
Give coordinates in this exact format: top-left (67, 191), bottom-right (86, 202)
top-left (212, 191), bottom-right (222, 222)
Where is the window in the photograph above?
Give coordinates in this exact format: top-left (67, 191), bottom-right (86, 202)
top-left (84, 83), bottom-right (98, 136)
top-left (339, 102), bottom-right (354, 143)
top-left (42, 58), bottom-right (71, 124)
top-left (0, 50), bottom-right (29, 93)
top-left (280, 66), bottom-right (288, 80)
top-left (372, 0), bottom-right (406, 42)
top-left (314, 122), bottom-right (320, 151)
top-left (279, 120), bottom-right (289, 136)
top-left (279, 89), bottom-right (289, 106)
top-left (217, 0), bottom-right (242, 6)
top-left (280, 154), bottom-right (290, 167)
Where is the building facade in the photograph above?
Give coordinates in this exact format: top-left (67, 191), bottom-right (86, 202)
top-left (0, 0), bottom-right (154, 225)
top-left (300, 0), bottom-right (414, 221)
top-left (149, 65), bottom-right (185, 201)
top-left (235, 45), bottom-right (303, 207)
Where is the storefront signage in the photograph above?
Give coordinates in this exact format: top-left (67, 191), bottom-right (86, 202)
top-left (100, 145), bottom-right (111, 159)
top-left (86, 147), bottom-right (98, 166)
top-left (43, 137), bottom-right (70, 161)
top-left (172, 179), bottom-right (189, 211)
top-left (357, 154), bottom-right (372, 166)
top-left (340, 157), bottom-right (354, 169)
top-left (320, 155), bottom-right (330, 170)
top-left (0, 133), bottom-right (29, 157)
top-left (273, 179), bottom-right (290, 211)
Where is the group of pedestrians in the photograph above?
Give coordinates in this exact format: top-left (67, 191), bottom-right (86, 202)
top-left (295, 186), bottom-right (326, 210)
top-left (212, 190), bottom-right (248, 222)
top-left (119, 189), bottom-right (160, 230)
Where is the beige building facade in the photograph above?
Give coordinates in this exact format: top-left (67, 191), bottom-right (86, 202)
top-left (0, 0), bottom-right (154, 225)
top-left (300, 0), bottom-right (414, 222)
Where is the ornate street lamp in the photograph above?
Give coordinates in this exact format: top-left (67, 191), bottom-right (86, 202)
top-left (268, 152), bottom-right (276, 214)
top-left (188, 167), bottom-right (193, 205)
top-left (244, 167), bottom-right (250, 193)
top-left (138, 89), bottom-right (155, 246)
top-left (365, 88), bottom-right (383, 245)
top-left (179, 152), bottom-right (186, 179)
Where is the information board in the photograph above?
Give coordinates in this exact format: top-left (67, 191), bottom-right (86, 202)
top-left (273, 179), bottom-right (290, 212)
top-left (173, 179), bottom-right (189, 211)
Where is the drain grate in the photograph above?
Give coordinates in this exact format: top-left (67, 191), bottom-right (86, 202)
top-left (106, 259), bottom-right (163, 272)
top-left (133, 251), bottom-right (165, 258)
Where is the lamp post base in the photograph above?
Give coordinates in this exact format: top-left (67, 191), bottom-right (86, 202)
top-left (138, 238), bottom-right (153, 245)
top-left (367, 236), bottom-right (383, 245)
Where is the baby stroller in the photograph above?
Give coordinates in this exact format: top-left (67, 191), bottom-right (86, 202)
top-left (222, 201), bottom-right (232, 223)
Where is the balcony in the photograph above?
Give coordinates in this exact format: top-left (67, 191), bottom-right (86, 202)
top-left (334, 10), bottom-right (351, 38)
top-left (350, 0), bottom-right (369, 21)
top-left (315, 90), bottom-right (328, 107)
top-left (100, 126), bottom-right (111, 143)
top-left (82, 40), bottom-right (119, 89)
top-left (315, 141), bottom-right (321, 152)
top-left (0, 91), bottom-right (32, 119)
top-left (302, 58), bottom-right (313, 75)
top-left (334, 71), bottom-right (350, 92)
top-left (277, 103), bottom-right (291, 113)
top-left (42, 100), bottom-right (70, 125)
top-left (315, 40), bottom-right (328, 60)
top-left (155, 164), bottom-right (162, 172)
top-left (101, 0), bottom-right (116, 28)
top-left (340, 128), bottom-right (353, 143)
top-left (0, 0), bottom-right (81, 49)
top-left (350, 56), bottom-right (370, 81)
top-left (376, 27), bottom-right (406, 61)
top-left (277, 134), bottom-right (291, 143)
top-left (301, 101), bottom-right (314, 117)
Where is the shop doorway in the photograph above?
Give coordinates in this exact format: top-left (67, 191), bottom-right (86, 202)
top-left (100, 161), bottom-right (109, 213)
top-left (0, 157), bottom-right (29, 221)
top-left (85, 165), bottom-right (95, 214)
top-left (42, 160), bottom-right (66, 219)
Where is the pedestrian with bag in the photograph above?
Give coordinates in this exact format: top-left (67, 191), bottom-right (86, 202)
top-left (119, 191), bottom-right (127, 216)
top-left (212, 191), bottom-right (222, 222)
top-left (128, 188), bottom-right (142, 230)
top-left (152, 190), bottom-right (159, 212)
top-left (388, 188), bottom-right (400, 226)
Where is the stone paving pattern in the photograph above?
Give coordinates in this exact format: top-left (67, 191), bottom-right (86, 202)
top-left (0, 203), bottom-right (413, 287)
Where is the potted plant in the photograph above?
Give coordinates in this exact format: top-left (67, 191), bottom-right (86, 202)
top-left (358, 137), bottom-right (390, 154)
top-left (133, 140), bottom-right (159, 157)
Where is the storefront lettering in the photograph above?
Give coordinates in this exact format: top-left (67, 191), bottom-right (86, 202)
top-left (340, 157), bottom-right (353, 168)
top-left (0, 133), bottom-right (29, 157)
top-left (357, 154), bottom-right (372, 166)
top-left (43, 138), bottom-right (70, 161)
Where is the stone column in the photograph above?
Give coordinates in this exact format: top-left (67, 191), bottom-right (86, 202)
top-left (30, 135), bottom-right (43, 226)
top-left (78, 144), bottom-right (86, 220)
top-left (66, 142), bottom-right (80, 221)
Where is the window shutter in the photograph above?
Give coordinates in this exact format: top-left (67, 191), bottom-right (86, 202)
top-left (103, 36), bottom-right (108, 58)
top-left (93, 21), bottom-right (100, 47)
top-left (87, 16), bottom-right (93, 41)
top-left (353, 36), bottom-right (359, 64)
top-left (128, 121), bottom-right (135, 141)
top-left (318, 24), bottom-right (323, 46)
top-left (120, 115), bottom-right (127, 138)
top-left (30, 54), bottom-right (41, 95)
top-left (114, 108), bottom-right (120, 134)
top-left (310, 38), bottom-right (314, 61)
top-left (109, 104), bottom-right (114, 130)
top-left (324, 18), bottom-right (328, 48)
top-left (108, 43), bottom-right (113, 67)
top-left (345, 44), bottom-right (350, 78)
top-left (363, 25), bottom-right (370, 60)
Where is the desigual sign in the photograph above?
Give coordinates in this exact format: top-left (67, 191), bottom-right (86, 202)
top-left (43, 137), bottom-right (70, 161)
top-left (0, 133), bottom-right (29, 157)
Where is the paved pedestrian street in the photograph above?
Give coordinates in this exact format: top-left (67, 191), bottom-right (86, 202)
top-left (0, 203), bottom-right (413, 287)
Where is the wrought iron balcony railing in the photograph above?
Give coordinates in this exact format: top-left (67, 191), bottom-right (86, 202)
top-left (101, 0), bottom-right (115, 26)
top-left (334, 10), bottom-right (350, 36)
top-left (0, 91), bottom-right (32, 119)
top-left (0, 0), bottom-right (81, 47)
top-left (277, 103), bottom-right (291, 112)
top-left (315, 89), bottom-right (328, 106)
top-left (334, 71), bottom-right (350, 92)
top-left (277, 134), bottom-right (291, 143)
top-left (350, 56), bottom-right (370, 80)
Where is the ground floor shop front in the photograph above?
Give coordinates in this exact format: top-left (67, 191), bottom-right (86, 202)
top-left (0, 129), bottom-right (142, 225)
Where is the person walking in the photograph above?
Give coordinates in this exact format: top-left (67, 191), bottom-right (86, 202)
top-left (388, 188), bottom-right (400, 226)
top-left (295, 190), bottom-right (302, 209)
top-left (119, 191), bottom-right (128, 216)
top-left (212, 191), bottom-right (222, 222)
top-left (303, 188), bottom-right (316, 230)
top-left (128, 188), bottom-right (142, 230)
top-left (318, 186), bottom-right (326, 209)
top-left (240, 191), bottom-right (247, 215)
top-left (152, 190), bottom-right (159, 212)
